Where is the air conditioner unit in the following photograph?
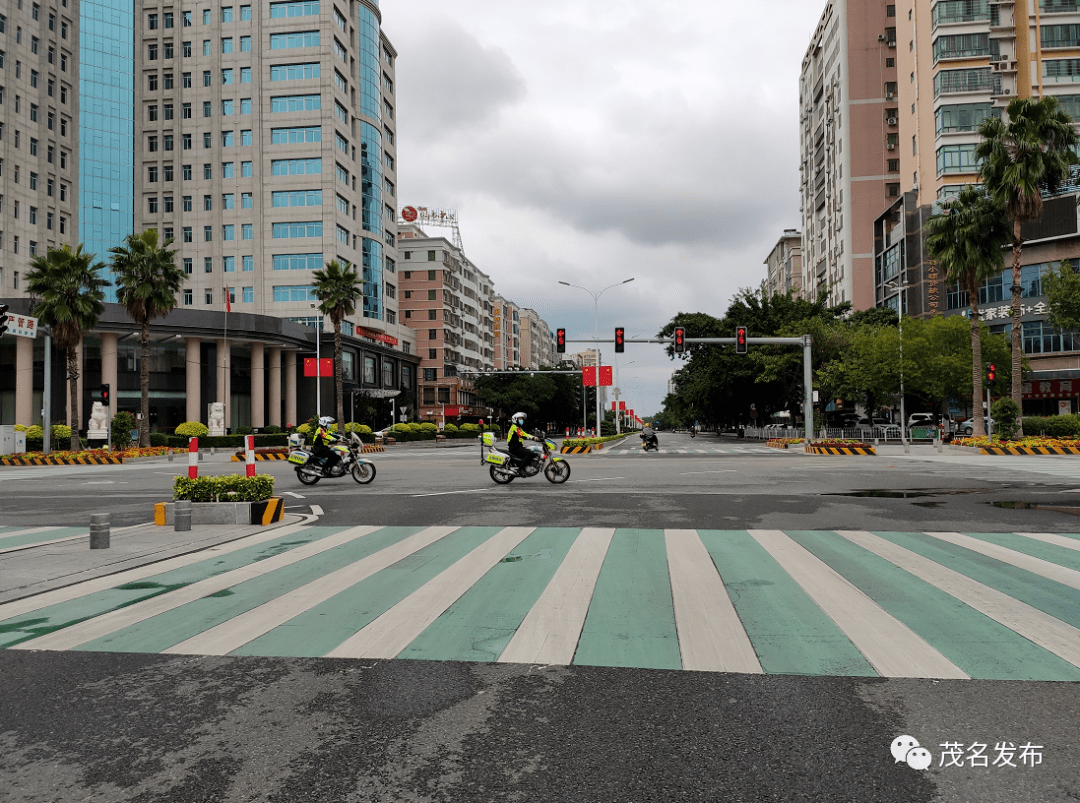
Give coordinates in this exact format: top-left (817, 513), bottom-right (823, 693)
top-left (1005, 88), bottom-right (1011, 94)
top-left (887, 144), bottom-right (896, 150)
top-left (886, 93), bottom-right (895, 99)
top-left (878, 34), bottom-right (886, 41)
top-left (887, 117), bottom-right (898, 125)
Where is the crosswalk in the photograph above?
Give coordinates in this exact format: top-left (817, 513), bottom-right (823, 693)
top-left (3, 524), bottom-right (1079, 680)
top-left (601, 446), bottom-right (790, 455)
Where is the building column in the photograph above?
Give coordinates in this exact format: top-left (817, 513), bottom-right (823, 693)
top-left (101, 333), bottom-right (118, 420)
top-left (66, 340), bottom-right (84, 425)
top-left (186, 337), bottom-right (201, 422)
top-left (284, 350), bottom-right (298, 428)
top-left (15, 336), bottom-right (34, 426)
top-left (268, 346), bottom-right (282, 427)
top-left (251, 341), bottom-right (265, 429)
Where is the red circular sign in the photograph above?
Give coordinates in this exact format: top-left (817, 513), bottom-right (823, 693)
top-left (401, 206), bottom-right (418, 222)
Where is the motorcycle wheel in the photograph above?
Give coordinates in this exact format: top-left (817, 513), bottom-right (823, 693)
top-left (351, 462), bottom-right (376, 484)
top-left (490, 465), bottom-right (515, 484)
top-left (544, 460), bottom-right (571, 484)
top-left (296, 466), bottom-right (321, 485)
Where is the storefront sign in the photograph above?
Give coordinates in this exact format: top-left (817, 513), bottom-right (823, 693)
top-left (5, 314), bottom-right (39, 339)
top-left (1022, 379), bottom-right (1078, 399)
top-left (357, 326), bottom-right (398, 346)
top-left (963, 301), bottom-right (1048, 322)
top-left (927, 265), bottom-right (940, 315)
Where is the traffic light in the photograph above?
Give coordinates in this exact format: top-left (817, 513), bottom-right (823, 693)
top-left (674, 327), bottom-right (685, 354)
top-left (99, 384), bottom-right (111, 405)
top-left (987, 363), bottom-right (996, 385)
top-left (556, 328), bottom-right (566, 353)
top-left (614, 327), bottom-right (625, 353)
top-left (735, 326), bottom-right (748, 354)
top-left (0, 303), bottom-right (9, 337)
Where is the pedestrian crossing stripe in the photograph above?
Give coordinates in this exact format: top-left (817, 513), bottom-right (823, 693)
top-left (3, 526), bottom-right (1080, 680)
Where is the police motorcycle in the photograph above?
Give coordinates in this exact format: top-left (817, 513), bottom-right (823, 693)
top-left (288, 423), bottom-right (376, 485)
top-left (479, 429), bottom-right (571, 485)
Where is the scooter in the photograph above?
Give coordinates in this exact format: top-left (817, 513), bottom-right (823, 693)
top-left (690, 428), bottom-right (696, 438)
top-left (288, 432), bottom-right (376, 485)
top-left (641, 432), bottom-right (659, 452)
top-left (480, 431), bottom-right (571, 484)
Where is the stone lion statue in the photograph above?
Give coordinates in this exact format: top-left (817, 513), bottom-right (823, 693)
top-left (88, 402), bottom-right (108, 437)
top-left (208, 402), bottom-right (226, 435)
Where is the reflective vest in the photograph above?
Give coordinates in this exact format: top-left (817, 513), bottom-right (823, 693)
top-left (313, 425), bottom-right (337, 447)
top-left (508, 423), bottom-right (532, 448)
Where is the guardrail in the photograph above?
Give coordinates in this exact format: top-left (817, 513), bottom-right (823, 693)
top-left (745, 426), bottom-right (945, 442)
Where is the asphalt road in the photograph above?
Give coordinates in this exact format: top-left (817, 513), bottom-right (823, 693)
top-left (1, 432), bottom-right (1078, 802)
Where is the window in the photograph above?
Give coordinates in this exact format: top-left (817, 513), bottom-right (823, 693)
top-left (224, 256), bottom-right (235, 272)
top-left (240, 67), bottom-right (251, 83)
top-left (148, 165), bottom-right (159, 182)
top-left (932, 33), bottom-right (991, 63)
top-left (147, 197), bottom-right (158, 214)
top-left (334, 70), bottom-right (348, 92)
top-left (183, 71), bottom-right (192, 88)
top-left (222, 6), bottom-right (234, 22)
top-left (273, 253), bottom-right (322, 270)
top-left (183, 258), bottom-right (193, 274)
top-left (164, 41), bottom-right (174, 59)
top-left (335, 8), bottom-right (347, 30)
top-left (242, 160), bottom-right (252, 176)
top-left (183, 10), bottom-right (191, 26)
top-left (271, 62), bottom-right (321, 81)
top-left (936, 143), bottom-right (980, 174)
top-left (336, 225), bottom-right (349, 244)
top-left (203, 101), bottom-right (213, 117)
top-left (204, 70), bottom-right (212, 87)
top-left (270, 30), bottom-right (321, 48)
top-left (384, 178), bottom-right (395, 196)
top-left (242, 223), bottom-right (253, 239)
top-left (243, 286), bottom-right (253, 303)
top-left (164, 164), bottom-right (174, 181)
top-left (148, 73), bottom-right (158, 91)
top-left (242, 192), bottom-right (252, 208)
top-left (164, 196), bottom-right (174, 212)
top-left (270, 94), bottom-right (321, 112)
top-left (271, 157), bottom-right (322, 175)
top-left (333, 38), bottom-right (346, 61)
top-left (148, 43), bottom-right (158, 60)
top-left (203, 39), bottom-right (211, 55)
top-left (184, 289), bottom-right (193, 305)
top-left (273, 285), bottom-right (318, 302)
top-left (241, 129), bottom-right (252, 146)
top-left (338, 195), bottom-right (350, 214)
top-left (183, 226), bottom-right (193, 242)
top-left (335, 133), bottom-right (349, 154)
top-left (164, 103), bottom-right (174, 120)
top-left (183, 133), bottom-right (192, 149)
top-left (222, 130), bottom-right (234, 147)
top-left (222, 99), bottom-right (234, 115)
top-left (273, 189), bottom-right (322, 206)
top-left (223, 162), bottom-right (235, 177)
top-left (241, 36), bottom-right (251, 52)
top-left (335, 101), bottom-right (348, 125)
top-left (205, 290), bottom-right (213, 305)
top-left (222, 37), bottom-right (233, 54)
top-left (243, 255), bottom-right (253, 271)
top-left (271, 126), bottom-right (321, 143)
top-left (148, 135), bottom-right (158, 152)
top-left (184, 164), bottom-right (193, 180)
top-left (203, 9), bottom-right (211, 24)
top-left (270, 1), bottom-right (321, 18)
top-left (428, 290), bottom-right (437, 300)
top-left (936, 102), bottom-right (999, 134)
top-left (223, 193), bottom-right (235, 209)
top-left (222, 68), bottom-right (233, 85)
top-left (428, 252), bottom-right (437, 262)
top-left (272, 221), bottom-right (323, 238)
top-left (203, 132), bottom-right (212, 148)
top-left (165, 12), bottom-right (174, 28)
top-left (241, 5), bottom-right (251, 21)
top-left (148, 104), bottom-right (158, 121)
top-left (336, 164), bottom-right (349, 184)
top-left (183, 196), bottom-right (192, 211)
top-left (204, 162), bottom-right (212, 179)
top-left (204, 225), bottom-right (213, 241)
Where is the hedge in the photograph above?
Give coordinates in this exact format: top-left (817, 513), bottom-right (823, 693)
top-left (1021, 415), bottom-right (1080, 438)
top-left (173, 473), bottom-right (275, 502)
top-left (562, 434), bottom-right (627, 448)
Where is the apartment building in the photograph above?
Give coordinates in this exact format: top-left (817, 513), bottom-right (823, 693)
top-left (763, 229), bottom-right (804, 298)
top-left (799, 0), bottom-right (899, 309)
top-left (518, 308), bottom-right (555, 369)
top-left (2, 0), bottom-right (421, 431)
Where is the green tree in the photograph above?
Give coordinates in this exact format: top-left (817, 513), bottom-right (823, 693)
top-left (110, 229), bottom-right (184, 447)
top-left (311, 260), bottom-right (363, 434)
top-left (1042, 259), bottom-right (1080, 332)
top-left (976, 96), bottom-right (1079, 410)
top-left (925, 185), bottom-right (1011, 438)
top-left (24, 244), bottom-right (108, 450)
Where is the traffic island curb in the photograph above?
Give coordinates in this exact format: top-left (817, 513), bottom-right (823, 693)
top-left (804, 444), bottom-right (876, 455)
top-left (0, 455), bottom-right (126, 466)
top-left (154, 496), bottom-right (286, 526)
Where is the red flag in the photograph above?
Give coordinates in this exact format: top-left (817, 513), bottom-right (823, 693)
top-left (224, 286), bottom-right (231, 313)
top-left (581, 366), bottom-right (597, 386)
top-left (598, 366), bottom-right (613, 386)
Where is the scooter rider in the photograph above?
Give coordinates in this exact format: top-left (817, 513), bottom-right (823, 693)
top-left (312, 416), bottom-right (344, 473)
top-left (507, 412), bottom-right (541, 467)
top-left (640, 423), bottom-right (658, 448)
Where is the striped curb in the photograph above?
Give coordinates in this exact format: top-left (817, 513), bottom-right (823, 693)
top-left (560, 445), bottom-right (593, 454)
top-left (231, 453), bottom-right (289, 461)
top-left (0, 455), bottom-right (125, 466)
top-left (980, 446), bottom-right (1080, 456)
top-left (804, 445), bottom-right (876, 455)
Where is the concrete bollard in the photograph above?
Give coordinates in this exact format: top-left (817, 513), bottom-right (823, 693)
top-left (245, 434), bottom-right (256, 478)
top-left (90, 513), bottom-right (110, 549)
top-left (174, 499), bottom-right (192, 532)
top-left (188, 437), bottom-right (199, 478)
top-left (167, 448), bottom-right (174, 461)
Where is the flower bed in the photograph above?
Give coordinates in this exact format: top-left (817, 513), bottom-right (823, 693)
top-left (0, 446), bottom-right (173, 464)
top-left (953, 435), bottom-right (1080, 455)
top-left (766, 438), bottom-right (804, 449)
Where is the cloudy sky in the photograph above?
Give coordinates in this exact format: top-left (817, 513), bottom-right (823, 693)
top-left (383, 0), bottom-right (826, 418)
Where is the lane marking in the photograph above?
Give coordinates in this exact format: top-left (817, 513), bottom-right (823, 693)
top-left (666, 529), bottom-right (762, 673)
top-left (837, 530), bottom-right (1080, 671)
top-left (411, 488), bottom-right (494, 497)
top-left (1018, 532), bottom-right (1080, 552)
top-left (281, 491), bottom-right (304, 499)
top-left (326, 526), bottom-right (536, 659)
top-left (498, 527), bottom-right (615, 666)
top-left (309, 505), bottom-right (323, 515)
top-left (679, 470), bottom-right (737, 475)
top-left (163, 526), bottom-right (457, 656)
top-left (747, 529), bottom-right (968, 679)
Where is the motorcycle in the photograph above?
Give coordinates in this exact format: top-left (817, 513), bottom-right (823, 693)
top-left (288, 432), bottom-right (376, 485)
top-left (690, 427), bottom-right (696, 438)
top-left (641, 432), bottom-right (659, 452)
top-left (479, 431), bottom-right (570, 485)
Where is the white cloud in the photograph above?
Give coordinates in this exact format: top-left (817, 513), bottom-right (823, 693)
top-left (384, 0), bottom-right (826, 417)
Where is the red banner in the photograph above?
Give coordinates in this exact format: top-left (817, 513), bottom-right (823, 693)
top-left (582, 367), bottom-right (597, 386)
top-left (599, 366), bottom-right (613, 386)
top-left (358, 326), bottom-right (399, 346)
top-left (303, 358), bottom-right (334, 377)
top-left (443, 405), bottom-right (461, 417)
top-left (619, 401), bottom-right (626, 410)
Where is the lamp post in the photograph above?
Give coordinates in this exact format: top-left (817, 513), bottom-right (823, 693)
top-left (309, 303), bottom-right (326, 418)
top-left (558, 277), bottom-right (634, 436)
top-left (883, 279), bottom-right (908, 448)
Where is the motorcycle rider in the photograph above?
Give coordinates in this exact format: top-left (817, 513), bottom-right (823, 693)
top-left (312, 416), bottom-right (344, 474)
top-left (507, 412), bottom-right (541, 468)
top-left (640, 423), bottom-right (658, 449)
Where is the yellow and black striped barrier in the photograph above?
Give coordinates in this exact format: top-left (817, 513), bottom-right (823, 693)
top-left (251, 497), bottom-right (284, 524)
top-left (0, 455), bottom-right (125, 466)
top-left (560, 445), bottom-right (593, 454)
top-left (980, 445), bottom-right (1080, 455)
top-left (361, 444), bottom-right (386, 453)
top-left (804, 445), bottom-right (876, 455)
top-left (231, 452), bottom-right (289, 461)
top-left (765, 440), bottom-right (790, 449)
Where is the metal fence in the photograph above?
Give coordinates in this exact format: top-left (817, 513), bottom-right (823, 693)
top-left (746, 426), bottom-right (943, 442)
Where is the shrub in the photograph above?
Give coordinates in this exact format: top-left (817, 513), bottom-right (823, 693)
top-left (392, 422), bottom-right (410, 432)
top-left (235, 425), bottom-right (255, 435)
top-left (112, 411), bottom-right (138, 445)
top-left (1022, 414), bottom-right (1080, 438)
top-left (262, 424), bottom-right (284, 434)
top-left (25, 425), bottom-right (44, 440)
top-left (991, 398), bottom-right (1022, 440)
top-left (296, 423), bottom-right (312, 435)
top-left (443, 423), bottom-right (458, 433)
top-left (419, 422), bottom-right (438, 432)
top-left (51, 423), bottom-right (72, 440)
top-left (175, 420), bottom-right (209, 437)
top-left (14, 424), bottom-right (28, 432)
top-left (173, 473), bottom-right (275, 502)
top-left (459, 423), bottom-right (480, 432)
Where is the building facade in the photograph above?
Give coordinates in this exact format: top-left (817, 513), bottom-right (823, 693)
top-left (764, 229), bottom-right (804, 298)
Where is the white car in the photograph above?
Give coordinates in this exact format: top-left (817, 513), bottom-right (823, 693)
top-left (907, 413), bottom-right (936, 428)
top-left (959, 417), bottom-right (994, 436)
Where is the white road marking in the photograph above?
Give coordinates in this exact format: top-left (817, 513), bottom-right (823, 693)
top-left (281, 491), bottom-right (304, 498)
top-left (309, 505), bottom-right (323, 515)
top-left (411, 488), bottom-right (494, 497)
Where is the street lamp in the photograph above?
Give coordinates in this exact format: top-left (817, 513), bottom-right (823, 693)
top-left (310, 303), bottom-right (326, 418)
top-left (883, 279), bottom-right (908, 447)
top-left (558, 278), bottom-right (634, 436)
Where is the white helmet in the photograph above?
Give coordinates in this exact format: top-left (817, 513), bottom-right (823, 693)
top-left (319, 416), bottom-right (335, 428)
top-left (512, 412), bottom-right (527, 425)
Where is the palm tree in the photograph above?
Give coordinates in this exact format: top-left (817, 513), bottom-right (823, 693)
top-left (110, 229), bottom-right (184, 447)
top-left (976, 96), bottom-right (1079, 416)
top-left (24, 244), bottom-right (108, 451)
top-left (311, 260), bottom-right (363, 434)
top-left (925, 186), bottom-right (1011, 438)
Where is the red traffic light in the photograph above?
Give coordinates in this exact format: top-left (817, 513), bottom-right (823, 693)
top-left (987, 363), bottom-right (996, 383)
top-left (615, 327), bottom-right (625, 353)
top-left (100, 384), bottom-right (111, 405)
top-left (674, 327), bottom-right (685, 354)
top-left (736, 326), bottom-right (748, 354)
top-left (556, 328), bottom-right (566, 353)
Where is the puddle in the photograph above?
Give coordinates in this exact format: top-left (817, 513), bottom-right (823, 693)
top-left (912, 502), bottom-right (940, 508)
top-left (990, 501), bottom-right (1037, 510)
top-left (829, 488), bottom-right (995, 499)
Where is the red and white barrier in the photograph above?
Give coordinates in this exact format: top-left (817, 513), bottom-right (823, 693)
top-left (245, 435), bottom-right (256, 477)
top-left (188, 437), bottom-right (199, 478)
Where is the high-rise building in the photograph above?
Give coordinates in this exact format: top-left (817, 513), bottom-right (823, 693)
top-left (799, 0), bottom-right (899, 308)
top-left (764, 229), bottom-right (804, 299)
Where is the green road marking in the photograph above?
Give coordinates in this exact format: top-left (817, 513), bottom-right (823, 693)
top-left (0, 527), bottom-right (339, 649)
top-left (398, 528), bottom-right (581, 662)
top-left (789, 531), bottom-right (1080, 681)
top-left (233, 527), bottom-right (503, 658)
top-left (573, 529), bottom-right (681, 671)
top-left (872, 531), bottom-right (1080, 631)
top-left (697, 530), bottom-right (876, 676)
top-left (0, 527), bottom-right (84, 550)
top-left (73, 527), bottom-right (424, 653)
top-left (957, 532), bottom-right (1080, 572)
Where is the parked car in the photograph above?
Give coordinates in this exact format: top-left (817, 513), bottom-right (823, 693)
top-left (907, 413), bottom-right (936, 428)
top-left (959, 417), bottom-right (994, 436)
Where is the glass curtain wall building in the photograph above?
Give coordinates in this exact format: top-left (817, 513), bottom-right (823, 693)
top-left (79, 0), bottom-right (135, 300)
